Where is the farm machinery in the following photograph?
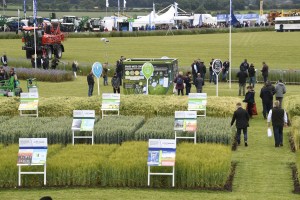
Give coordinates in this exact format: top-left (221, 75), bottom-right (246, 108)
top-left (21, 21), bottom-right (65, 59)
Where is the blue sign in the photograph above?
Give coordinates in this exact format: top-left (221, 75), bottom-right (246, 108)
top-left (92, 62), bottom-right (103, 79)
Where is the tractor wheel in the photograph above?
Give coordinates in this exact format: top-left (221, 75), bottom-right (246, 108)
top-left (54, 46), bottom-right (62, 58)
top-left (46, 47), bottom-right (52, 59)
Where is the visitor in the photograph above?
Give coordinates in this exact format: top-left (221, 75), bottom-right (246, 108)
top-left (198, 60), bottom-right (206, 85)
top-left (191, 60), bottom-right (198, 83)
top-left (243, 85), bottom-right (255, 118)
top-left (267, 100), bottom-right (288, 147)
top-left (184, 72), bottom-right (192, 95)
top-left (1, 53), bottom-right (8, 67)
top-left (111, 72), bottom-right (120, 94)
top-left (248, 63), bottom-right (256, 88)
top-left (9, 68), bottom-right (18, 88)
top-left (174, 71), bottom-right (185, 96)
top-left (87, 70), bottom-right (95, 97)
top-left (72, 60), bottom-right (78, 78)
top-left (42, 56), bottom-right (49, 70)
top-left (194, 73), bottom-right (203, 93)
top-left (222, 60), bottom-right (230, 82)
top-left (31, 55), bottom-right (35, 68)
top-left (261, 61), bottom-right (269, 83)
top-left (240, 59), bottom-right (249, 72)
top-left (275, 79), bottom-right (286, 108)
top-left (260, 82), bottom-right (274, 119)
top-left (0, 67), bottom-right (8, 81)
top-left (102, 63), bottom-right (108, 86)
top-left (209, 58), bottom-right (216, 84)
top-left (115, 60), bottom-right (123, 85)
top-left (236, 70), bottom-right (248, 96)
top-left (36, 55), bottom-right (42, 68)
top-left (231, 102), bottom-right (250, 147)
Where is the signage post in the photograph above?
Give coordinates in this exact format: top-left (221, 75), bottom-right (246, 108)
top-left (212, 59), bottom-right (223, 97)
top-left (92, 62), bottom-right (103, 96)
top-left (141, 62), bottom-right (154, 95)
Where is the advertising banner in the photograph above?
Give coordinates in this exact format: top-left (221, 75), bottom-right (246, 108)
top-left (147, 139), bottom-right (176, 166)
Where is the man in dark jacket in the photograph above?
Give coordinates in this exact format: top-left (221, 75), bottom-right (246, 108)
top-left (240, 59), bottom-right (249, 72)
top-left (260, 82), bottom-right (274, 119)
top-left (261, 61), bottom-right (269, 83)
top-left (191, 60), bottom-right (198, 83)
top-left (231, 102), bottom-right (250, 146)
top-left (111, 72), bottom-right (120, 93)
top-left (198, 60), bottom-right (206, 85)
top-left (267, 100), bottom-right (287, 147)
top-left (87, 70), bottom-right (95, 97)
top-left (237, 70), bottom-right (248, 96)
top-left (248, 63), bottom-right (256, 88)
top-left (115, 60), bottom-right (123, 85)
top-left (194, 73), bottom-right (203, 93)
top-left (1, 53), bottom-right (8, 67)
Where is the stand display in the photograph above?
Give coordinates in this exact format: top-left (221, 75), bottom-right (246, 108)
top-left (188, 93), bottom-right (207, 117)
top-left (101, 93), bottom-right (120, 119)
top-left (18, 93), bottom-right (39, 117)
top-left (72, 110), bottom-right (95, 145)
top-left (174, 111), bottom-right (197, 143)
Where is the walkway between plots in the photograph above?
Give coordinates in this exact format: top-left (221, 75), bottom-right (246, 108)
top-left (232, 116), bottom-right (296, 198)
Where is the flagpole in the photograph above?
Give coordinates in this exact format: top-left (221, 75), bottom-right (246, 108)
top-left (229, 0), bottom-right (232, 89)
top-left (33, 0), bottom-right (37, 69)
top-left (118, 0), bottom-right (120, 17)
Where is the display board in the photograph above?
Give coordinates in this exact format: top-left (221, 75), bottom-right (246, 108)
top-left (18, 93), bottom-right (39, 117)
top-left (17, 138), bottom-right (48, 186)
top-left (188, 93), bottom-right (207, 117)
top-left (174, 111), bottom-right (197, 143)
top-left (72, 110), bottom-right (95, 145)
top-left (147, 139), bottom-right (176, 187)
top-left (101, 93), bottom-right (120, 119)
top-left (122, 58), bottom-right (178, 95)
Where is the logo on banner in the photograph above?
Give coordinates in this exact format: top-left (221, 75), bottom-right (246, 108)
top-left (212, 59), bottom-right (223, 75)
top-left (142, 62), bottom-right (154, 79)
top-left (92, 62), bottom-right (103, 78)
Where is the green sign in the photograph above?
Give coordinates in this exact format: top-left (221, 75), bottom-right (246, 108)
top-left (142, 62), bottom-right (154, 79)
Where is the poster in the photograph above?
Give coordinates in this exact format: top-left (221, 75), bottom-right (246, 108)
top-left (80, 119), bottom-right (95, 131)
top-left (101, 93), bottom-right (120, 110)
top-left (174, 111), bottom-right (197, 132)
top-left (72, 119), bottom-right (82, 130)
top-left (18, 101), bottom-right (38, 110)
top-left (17, 150), bottom-right (33, 165)
top-left (147, 139), bottom-right (176, 166)
top-left (188, 93), bottom-right (207, 111)
top-left (17, 138), bottom-right (47, 165)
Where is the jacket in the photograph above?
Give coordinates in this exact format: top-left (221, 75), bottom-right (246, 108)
top-left (261, 64), bottom-right (269, 77)
top-left (87, 74), bottom-right (94, 85)
top-left (194, 77), bottom-right (203, 89)
top-left (244, 90), bottom-right (255, 104)
top-left (275, 82), bottom-right (286, 98)
top-left (260, 86), bottom-right (273, 103)
top-left (174, 75), bottom-right (185, 90)
top-left (111, 76), bottom-right (120, 88)
top-left (237, 71), bottom-right (248, 84)
top-left (231, 107), bottom-right (250, 129)
top-left (248, 67), bottom-right (256, 77)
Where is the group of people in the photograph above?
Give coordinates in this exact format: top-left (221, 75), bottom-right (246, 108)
top-left (31, 55), bottom-right (59, 70)
top-left (173, 71), bottom-right (203, 96)
top-left (0, 66), bottom-right (19, 88)
top-left (87, 57), bottom-right (123, 97)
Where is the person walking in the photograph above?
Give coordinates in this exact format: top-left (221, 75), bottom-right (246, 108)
top-left (198, 60), bottom-right (206, 85)
top-left (261, 61), bottom-right (269, 83)
top-left (184, 72), bottom-right (192, 95)
top-left (222, 60), bottom-right (230, 82)
top-left (231, 102), bottom-right (250, 147)
top-left (248, 63), bottom-right (256, 88)
top-left (116, 60), bottom-right (123, 85)
top-left (275, 79), bottom-right (286, 108)
top-left (111, 73), bottom-right (120, 94)
top-left (72, 61), bottom-right (78, 78)
top-left (237, 70), bottom-right (248, 96)
top-left (194, 73), bottom-right (203, 93)
top-left (243, 86), bottom-right (255, 118)
top-left (174, 71), bottom-right (185, 96)
top-left (260, 82), bottom-right (274, 119)
top-left (267, 100), bottom-right (288, 147)
top-left (87, 70), bottom-right (95, 97)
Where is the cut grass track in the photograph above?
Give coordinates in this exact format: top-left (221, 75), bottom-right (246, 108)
top-left (1, 31), bottom-right (300, 70)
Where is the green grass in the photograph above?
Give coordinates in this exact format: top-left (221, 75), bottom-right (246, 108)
top-left (1, 32), bottom-right (300, 70)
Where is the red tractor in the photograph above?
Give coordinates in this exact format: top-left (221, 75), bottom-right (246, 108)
top-left (21, 21), bottom-right (65, 59)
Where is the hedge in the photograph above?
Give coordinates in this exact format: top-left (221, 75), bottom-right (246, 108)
top-left (285, 95), bottom-right (300, 118)
top-left (0, 95), bottom-right (240, 118)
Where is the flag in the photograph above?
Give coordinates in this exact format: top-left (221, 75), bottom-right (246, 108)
top-left (124, 0), bottom-right (126, 9)
top-left (230, 0), bottom-right (239, 25)
top-left (33, 0), bottom-right (37, 24)
top-left (24, 0), bottom-right (26, 14)
top-left (106, 0), bottom-right (109, 8)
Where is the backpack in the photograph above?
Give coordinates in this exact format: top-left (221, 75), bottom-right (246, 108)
top-left (177, 77), bottom-right (183, 85)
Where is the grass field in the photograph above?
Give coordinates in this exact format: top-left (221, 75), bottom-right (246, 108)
top-left (1, 32), bottom-right (300, 70)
